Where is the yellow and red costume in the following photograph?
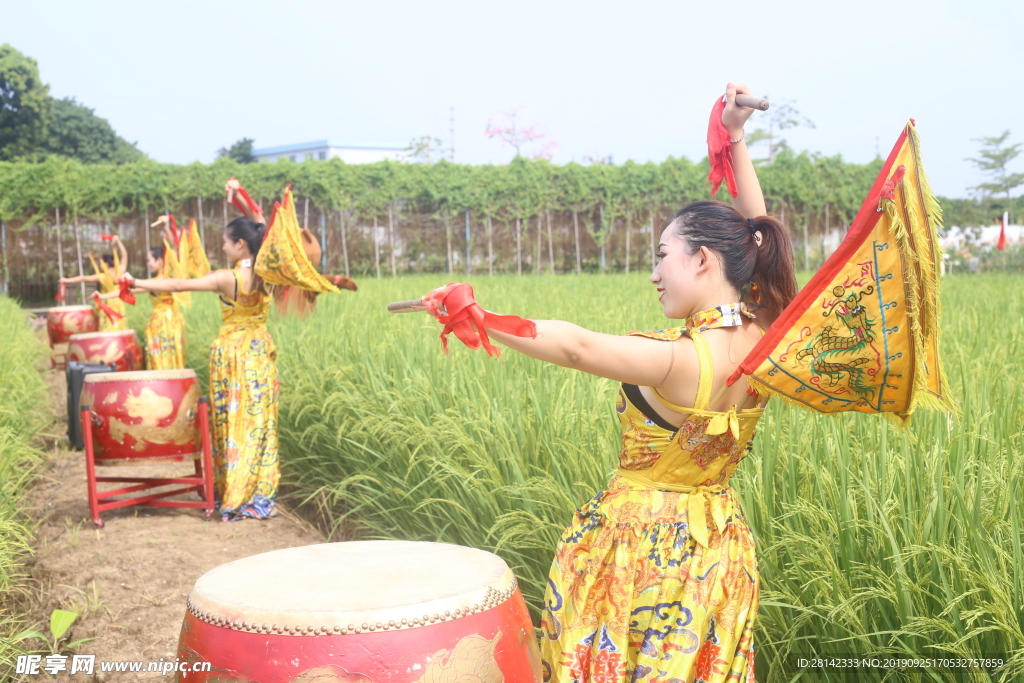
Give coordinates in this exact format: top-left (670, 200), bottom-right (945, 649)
top-left (541, 306), bottom-right (760, 682)
top-left (144, 242), bottom-right (187, 370)
top-left (209, 266), bottom-right (279, 520)
top-left (89, 253), bottom-right (127, 331)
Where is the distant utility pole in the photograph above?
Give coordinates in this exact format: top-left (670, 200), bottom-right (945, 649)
top-left (449, 106), bottom-right (455, 161)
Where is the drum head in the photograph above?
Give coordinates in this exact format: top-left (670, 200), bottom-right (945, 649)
top-left (83, 369), bottom-right (197, 384)
top-left (69, 330), bottom-right (137, 341)
top-left (187, 541), bottom-right (517, 635)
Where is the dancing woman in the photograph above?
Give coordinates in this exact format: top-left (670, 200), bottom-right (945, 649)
top-left (423, 83), bottom-right (796, 681)
top-left (122, 195), bottom-right (279, 521)
top-left (60, 235), bottom-right (129, 330)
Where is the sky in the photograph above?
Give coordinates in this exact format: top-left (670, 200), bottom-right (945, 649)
top-left (5, 0), bottom-right (1023, 198)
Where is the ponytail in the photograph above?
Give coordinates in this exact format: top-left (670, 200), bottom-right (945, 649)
top-left (748, 215), bottom-right (797, 322)
top-left (671, 200), bottom-right (797, 322)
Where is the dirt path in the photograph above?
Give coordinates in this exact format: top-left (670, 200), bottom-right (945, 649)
top-left (22, 369), bottom-right (323, 681)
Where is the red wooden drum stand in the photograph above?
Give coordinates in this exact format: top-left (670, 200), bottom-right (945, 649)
top-left (68, 330), bottom-right (143, 372)
top-left (79, 369), bottom-right (215, 527)
top-left (177, 541), bottom-right (543, 682)
top-left (47, 306), bottom-right (98, 369)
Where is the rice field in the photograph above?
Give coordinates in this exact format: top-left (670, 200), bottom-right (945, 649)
top-left (0, 298), bottom-right (50, 671)
top-left (120, 272), bottom-right (1023, 682)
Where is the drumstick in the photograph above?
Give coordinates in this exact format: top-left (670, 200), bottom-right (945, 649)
top-left (734, 94), bottom-right (770, 111)
top-left (388, 299), bottom-right (428, 313)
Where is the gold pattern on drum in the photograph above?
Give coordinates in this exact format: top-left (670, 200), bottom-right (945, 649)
top-left (106, 383), bottom-right (201, 450)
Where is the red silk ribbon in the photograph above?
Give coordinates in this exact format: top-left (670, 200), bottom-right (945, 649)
top-left (229, 178), bottom-right (262, 217)
top-left (55, 281), bottom-right (66, 303)
top-left (100, 234), bottom-right (115, 241)
top-left (422, 283), bottom-right (537, 357)
top-left (706, 96), bottom-right (738, 198)
top-left (118, 277), bottom-right (137, 305)
top-left (91, 291), bottom-right (124, 323)
top-left (168, 215), bottom-right (181, 246)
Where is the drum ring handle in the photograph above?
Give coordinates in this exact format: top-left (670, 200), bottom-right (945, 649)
top-left (89, 410), bottom-right (103, 427)
top-left (186, 406), bottom-right (197, 423)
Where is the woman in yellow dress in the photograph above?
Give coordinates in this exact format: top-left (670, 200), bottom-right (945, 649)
top-left (439, 83), bottom-right (796, 682)
top-left (123, 213), bottom-right (279, 521)
top-left (142, 245), bottom-right (187, 370)
top-left (60, 236), bottom-right (129, 330)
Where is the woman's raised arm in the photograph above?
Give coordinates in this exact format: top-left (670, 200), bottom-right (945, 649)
top-left (723, 82), bottom-right (768, 219)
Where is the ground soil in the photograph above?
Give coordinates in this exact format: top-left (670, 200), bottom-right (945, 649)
top-left (18, 366), bottom-right (324, 682)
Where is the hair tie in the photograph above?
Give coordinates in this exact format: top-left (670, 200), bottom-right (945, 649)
top-left (748, 218), bottom-right (757, 235)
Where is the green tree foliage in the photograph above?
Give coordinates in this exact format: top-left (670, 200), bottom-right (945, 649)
top-left (217, 137), bottom-right (256, 164)
top-left (0, 44), bottom-right (51, 161)
top-left (967, 130), bottom-right (1023, 221)
top-left (746, 98), bottom-right (815, 164)
top-left (43, 97), bottom-right (144, 164)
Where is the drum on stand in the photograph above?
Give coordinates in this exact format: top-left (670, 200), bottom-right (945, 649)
top-left (80, 369), bottom-right (202, 466)
top-left (47, 306), bottom-right (98, 369)
top-left (68, 330), bottom-right (143, 372)
top-left (177, 541), bottom-right (543, 682)
top-left (79, 369), bottom-right (215, 525)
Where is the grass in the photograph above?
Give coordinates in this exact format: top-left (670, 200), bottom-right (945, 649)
top-left (121, 272), bottom-right (1023, 682)
top-left (0, 300), bottom-right (50, 672)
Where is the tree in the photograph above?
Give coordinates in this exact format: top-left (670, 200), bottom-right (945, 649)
top-left (0, 44), bottom-right (52, 160)
top-left (43, 97), bottom-right (144, 164)
top-left (968, 130), bottom-right (1023, 221)
top-left (404, 136), bottom-right (446, 163)
top-left (746, 98), bottom-right (815, 164)
top-left (485, 107), bottom-right (556, 160)
top-left (217, 138), bottom-right (256, 164)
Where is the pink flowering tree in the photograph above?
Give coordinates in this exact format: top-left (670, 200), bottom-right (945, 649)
top-left (485, 107), bottom-right (557, 160)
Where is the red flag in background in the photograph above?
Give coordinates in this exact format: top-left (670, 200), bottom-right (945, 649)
top-left (997, 211), bottom-right (1008, 251)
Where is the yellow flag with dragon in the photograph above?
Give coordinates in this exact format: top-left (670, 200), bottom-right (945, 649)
top-left (729, 121), bottom-right (955, 425)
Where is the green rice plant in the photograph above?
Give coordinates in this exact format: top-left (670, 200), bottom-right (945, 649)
top-left (0, 297), bottom-right (49, 673)
top-left (161, 272), bottom-right (1023, 682)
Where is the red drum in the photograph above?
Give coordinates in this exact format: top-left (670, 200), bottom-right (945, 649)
top-left (68, 330), bottom-right (143, 372)
top-left (80, 369), bottom-right (202, 466)
top-left (47, 305), bottom-right (98, 345)
top-left (177, 541), bottom-right (543, 683)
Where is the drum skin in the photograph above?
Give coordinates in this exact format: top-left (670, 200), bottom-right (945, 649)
top-left (80, 370), bottom-right (201, 466)
top-left (68, 330), bottom-right (143, 372)
top-left (176, 542), bottom-right (543, 683)
top-left (47, 305), bottom-right (98, 345)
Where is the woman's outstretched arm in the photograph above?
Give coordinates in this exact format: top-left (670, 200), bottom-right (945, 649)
top-left (486, 322), bottom-right (681, 387)
top-left (723, 82), bottom-right (768, 219)
top-left (60, 273), bottom-right (100, 284)
top-left (125, 269), bottom-right (235, 300)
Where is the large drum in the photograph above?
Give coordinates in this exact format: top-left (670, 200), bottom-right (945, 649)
top-left (68, 330), bottom-right (143, 372)
top-left (47, 305), bottom-right (98, 345)
top-left (48, 306), bottom-right (99, 369)
top-left (177, 541), bottom-right (543, 683)
top-left (80, 369), bottom-right (202, 466)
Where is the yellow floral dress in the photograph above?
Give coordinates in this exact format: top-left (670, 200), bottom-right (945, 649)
top-left (90, 254), bottom-right (127, 331)
top-left (144, 285), bottom-right (186, 370)
top-left (541, 305), bottom-right (763, 683)
top-left (209, 267), bottom-right (279, 520)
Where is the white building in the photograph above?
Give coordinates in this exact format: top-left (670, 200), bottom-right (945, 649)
top-left (253, 140), bottom-right (406, 164)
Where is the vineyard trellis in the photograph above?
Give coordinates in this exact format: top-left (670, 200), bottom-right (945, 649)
top-left (0, 151), bottom-right (887, 303)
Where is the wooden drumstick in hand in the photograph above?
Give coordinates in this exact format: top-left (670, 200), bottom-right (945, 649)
top-left (734, 94), bottom-right (769, 111)
top-left (388, 299), bottom-right (429, 313)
